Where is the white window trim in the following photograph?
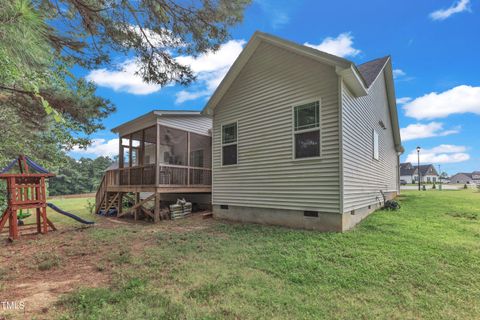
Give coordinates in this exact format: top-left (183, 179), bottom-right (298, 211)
top-left (291, 98), bottom-right (322, 161)
top-left (373, 129), bottom-right (379, 161)
top-left (220, 120), bottom-right (239, 167)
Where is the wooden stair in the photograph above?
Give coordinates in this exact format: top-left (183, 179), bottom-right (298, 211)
top-left (95, 175), bottom-right (108, 214)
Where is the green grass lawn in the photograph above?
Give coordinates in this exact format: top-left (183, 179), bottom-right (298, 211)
top-left (52, 189), bottom-right (480, 320)
top-left (5, 190), bottom-right (480, 319)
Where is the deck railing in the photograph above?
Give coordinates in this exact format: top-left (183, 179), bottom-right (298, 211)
top-left (106, 164), bottom-right (211, 188)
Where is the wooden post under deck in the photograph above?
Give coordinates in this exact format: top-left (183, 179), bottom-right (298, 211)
top-left (135, 192), bottom-right (140, 221)
top-left (154, 192), bottom-right (160, 223)
top-left (118, 192), bottom-right (123, 216)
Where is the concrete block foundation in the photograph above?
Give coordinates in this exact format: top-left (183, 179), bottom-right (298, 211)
top-left (213, 191), bottom-right (397, 232)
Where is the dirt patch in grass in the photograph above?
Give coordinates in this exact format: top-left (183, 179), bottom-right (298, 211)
top-left (0, 213), bottom-right (217, 319)
top-left (0, 218), bottom-right (130, 318)
top-left (0, 229), bottom-right (112, 318)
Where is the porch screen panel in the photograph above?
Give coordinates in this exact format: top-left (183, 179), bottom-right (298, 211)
top-left (189, 133), bottom-right (212, 168)
top-left (159, 126), bottom-right (188, 166)
top-left (142, 126), bottom-right (157, 185)
top-left (130, 130), bottom-right (142, 167)
top-left (143, 126), bottom-right (157, 165)
top-left (189, 133), bottom-right (212, 186)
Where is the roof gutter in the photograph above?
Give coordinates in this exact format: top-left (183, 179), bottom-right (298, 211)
top-left (336, 65), bottom-right (368, 97)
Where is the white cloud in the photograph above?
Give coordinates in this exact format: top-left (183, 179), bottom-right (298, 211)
top-left (400, 122), bottom-right (460, 141)
top-left (128, 25), bottom-right (182, 47)
top-left (403, 85), bottom-right (480, 119)
top-left (393, 69), bottom-right (406, 79)
top-left (430, 0), bottom-right (470, 20)
top-left (86, 59), bottom-right (161, 95)
top-left (255, 0), bottom-right (291, 28)
top-left (393, 68), bottom-right (414, 82)
top-left (175, 90), bottom-right (210, 104)
top-left (396, 97), bottom-right (412, 105)
top-left (86, 39), bottom-right (245, 98)
top-left (174, 39), bottom-right (246, 103)
top-left (406, 144), bottom-right (470, 164)
top-left (71, 139), bottom-right (119, 158)
top-left (304, 32), bottom-right (361, 58)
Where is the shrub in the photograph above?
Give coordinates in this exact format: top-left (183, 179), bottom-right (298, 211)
top-left (383, 200), bottom-right (400, 211)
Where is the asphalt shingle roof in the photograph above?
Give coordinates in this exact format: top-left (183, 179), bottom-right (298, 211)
top-left (356, 56), bottom-right (390, 87)
top-left (399, 163), bottom-right (438, 177)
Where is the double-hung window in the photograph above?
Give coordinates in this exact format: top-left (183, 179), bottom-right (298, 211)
top-left (222, 122), bottom-right (237, 165)
top-left (293, 101), bottom-right (320, 159)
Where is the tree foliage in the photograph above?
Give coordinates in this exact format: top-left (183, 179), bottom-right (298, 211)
top-left (0, 0), bottom-right (249, 206)
top-left (37, 0), bottom-right (251, 85)
top-left (0, 0), bottom-right (115, 152)
top-left (0, 0), bottom-right (250, 157)
top-left (49, 156), bottom-right (113, 195)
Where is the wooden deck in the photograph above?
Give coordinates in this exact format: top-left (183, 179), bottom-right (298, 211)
top-left (105, 164), bottom-right (212, 188)
top-left (95, 164), bottom-right (212, 221)
top-left (95, 121), bottom-right (212, 222)
top-left (105, 185), bottom-right (211, 193)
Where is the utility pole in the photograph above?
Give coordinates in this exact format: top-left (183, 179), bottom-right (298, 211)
top-left (417, 146), bottom-right (421, 191)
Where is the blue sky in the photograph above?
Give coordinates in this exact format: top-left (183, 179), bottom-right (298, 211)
top-left (70, 0), bottom-right (480, 175)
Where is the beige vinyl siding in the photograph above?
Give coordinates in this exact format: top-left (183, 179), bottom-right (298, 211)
top-left (158, 116), bottom-right (212, 137)
top-left (341, 71), bottom-right (398, 212)
top-left (212, 42), bottom-right (341, 213)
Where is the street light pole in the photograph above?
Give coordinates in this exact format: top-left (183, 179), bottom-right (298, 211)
top-left (417, 146), bottom-right (421, 191)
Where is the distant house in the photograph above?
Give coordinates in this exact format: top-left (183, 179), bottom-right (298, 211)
top-left (450, 171), bottom-right (480, 184)
top-left (202, 32), bottom-right (404, 232)
top-left (400, 163), bottom-right (439, 183)
top-left (400, 163), bottom-right (416, 183)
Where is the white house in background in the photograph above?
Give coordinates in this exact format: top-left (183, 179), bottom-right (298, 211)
top-left (400, 163), bottom-right (439, 184)
top-left (400, 162), bottom-right (416, 183)
top-left (450, 171), bottom-right (480, 184)
top-left (202, 31), bottom-right (404, 232)
top-left (417, 165), bottom-right (440, 183)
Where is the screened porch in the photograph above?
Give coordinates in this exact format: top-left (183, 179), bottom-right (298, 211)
top-left (105, 124), bottom-right (212, 189)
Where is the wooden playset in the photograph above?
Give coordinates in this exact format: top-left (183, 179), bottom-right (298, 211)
top-left (0, 155), bottom-right (93, 241)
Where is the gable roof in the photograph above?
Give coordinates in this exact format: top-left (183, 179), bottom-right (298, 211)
top-left (357, 56), bottom-right (390, 87)
top-left (399, 163), bottom-right (440, 177)
top-left (451, 172), bottom-right (480, 179)
top-left (400, 162), bottom-right (413, 169)
top-left (111, 110), bottom-right (205, 133)
top-left (202, 31), bottom-right (403, 154)
top-left (417, 164), bottom-right (438, 176)
top-left (400, 167), bottom-right (416, 176)
top-left (451, 172), bottom-right (473, 179)
top-left (400, 163), bottom-right (415, 176)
